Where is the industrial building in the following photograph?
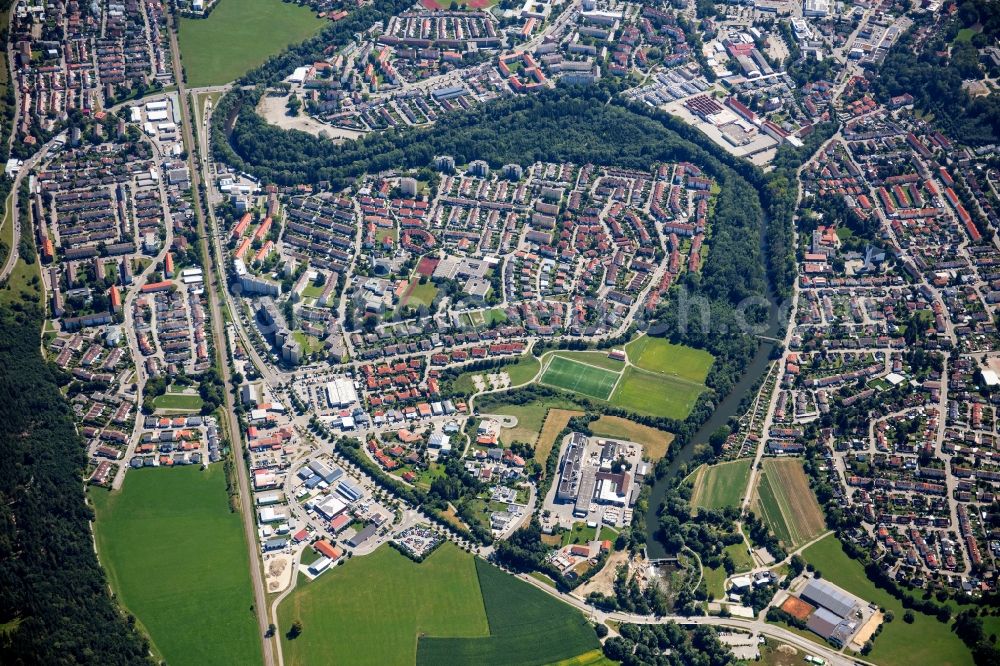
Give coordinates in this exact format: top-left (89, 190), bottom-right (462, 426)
top-left (325, 377), bottom-right (359, 408)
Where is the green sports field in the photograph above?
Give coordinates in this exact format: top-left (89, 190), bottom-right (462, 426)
top-left (608, 367), bottom-right (704, 420)
top-left (179, 0), bottom-right (325, 87)
top-left (540, 355), bottom-right (619, 400)
top-left (279, 543), bottom-right (596, 665)
top-left (552, 350), bottom-right (627, 372)
top-left (532, 337), bottom-right (712, 420)
top-left (152, 392), bottom-right (204, 411)
top-left (801, 535), bottom-right (972, 666)
top-left (416, 558), bottom-right (599, 664)
top-left (90, 466), bottom-right (260, 666)
top-left (625, 335), bottom-right (714, 382)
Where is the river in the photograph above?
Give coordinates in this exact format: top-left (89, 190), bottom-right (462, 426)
top-left (643, 216), bottom-right (786, 560)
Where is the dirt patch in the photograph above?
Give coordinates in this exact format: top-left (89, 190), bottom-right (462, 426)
top-left (257, 93), bottom-right (364, 142)
top-left (575, 549), bottom-right (630, 598)
top-left (780, 595), bottom-right (816, 621)
top-left (265, 554), bottom-right (293, 594)
top-left (850, 610), bottom-right (883, 651)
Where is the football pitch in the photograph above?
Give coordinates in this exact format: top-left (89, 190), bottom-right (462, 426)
top-left (540, 355), bottom-right (619, 400)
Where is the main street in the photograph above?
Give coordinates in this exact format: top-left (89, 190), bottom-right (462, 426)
top-left (166, 14), bottom-right (278, 666)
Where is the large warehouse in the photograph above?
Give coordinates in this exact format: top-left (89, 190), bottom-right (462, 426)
top-left (325, 377), bottom-right (358, 408)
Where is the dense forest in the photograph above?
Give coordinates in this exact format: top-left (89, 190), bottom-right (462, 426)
top-left (0, 301), bottom-right (151, 664)
top-left (872, 0), bottom-right (1000, 145)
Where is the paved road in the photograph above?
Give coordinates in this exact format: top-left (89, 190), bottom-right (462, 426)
top-left (512, 569), bottom-right (873, 666)
top-left (167, 15), bottom-right (277, 666)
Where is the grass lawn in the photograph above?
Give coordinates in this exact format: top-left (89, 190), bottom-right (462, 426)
top-left (416, 558), bottom-right (599, 664)
top-left (481, 397), bottom-right (582, 447)
top-left (404, 279), bottom-right (438, 308)
top-left (90, 466), bottom-right (260, 666)
top-left (535, 408), bottom-right (585, 465)
top-left (552, 350), bottom-right (627, 372)
top-left (0, 228), bottom-right (43, 311)
top-left (954, 27), bottom-right (978, 43)
top-left (590, 415), bottom-right (674, 461)
top-left (625, 335), bottom-right (714, 383)
top-left (704, 542), bottom-right (753, 600)
top-left (752, 459), bottom-right (826, 550)
top-left (561, 522), bottom-right (600, 547)
top-left (0, 192), bottom-right (12, 260)
top-left (505, 354), bottom-right (541, 385)
top-left (300, 284), bottom-right (324, 299)
top-left (179, 0), bottom-right (324, 87)
top-left (725, 542), bottom-right (754, 571)
top-left (801, 535), bottom-right (973, 666)
top-left (529, 570), bottom-right (558, 588)
top-left (690, 459), bottom-right (752, 511)
top-left (279, 543), bottom-right (488, 666)
top-left (152, 392), bottom-right (204, 411)
top-left (609, 367), bottom-right (704, 420)
top-left (704, 564), bottom-right (727, 600)
top-left (461, 308), bottom-right (507, 328)
top-left (291, 329), bottom-right (324, 355)
top-left (540, 355), bottom-right (619, 401)
top-left (451, 355), bottom-right (539, 394)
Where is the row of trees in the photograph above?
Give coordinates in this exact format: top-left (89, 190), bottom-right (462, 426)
top-left (602, 622), bottom-right (735, 666)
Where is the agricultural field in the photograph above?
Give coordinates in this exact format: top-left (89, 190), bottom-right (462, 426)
top-left (751, 459), bottom-right (826, 549)
top-left (801, 535), bottom-right (973, 666)
top-left (589, 415), bottom-right (674, 461)
top-left (279, 543), bottom-right (489, 666)
top-left (540, 355), bottom-right (619, 400)
top-left (90, 466), bottom-right (260, 666)
top-left (179, 0), bottom-right (324, 87)
top-left (625, 335), bottom-right (714, 383)
top-left (416, 558), bottom-right (599, 664)
top-left (689, 459), bottom-right (752, 511)
top-left (280, 543), bottom-right (597, 666)
top-left (535, 408), bottom-right (585, 465)
top-left (548, 649), bottom-right (616, 666)
top-left (608, 367), bottom-right (704, 420)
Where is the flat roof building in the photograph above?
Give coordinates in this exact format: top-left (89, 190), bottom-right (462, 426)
top-left (800, 579), bottom-right (859, 619)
